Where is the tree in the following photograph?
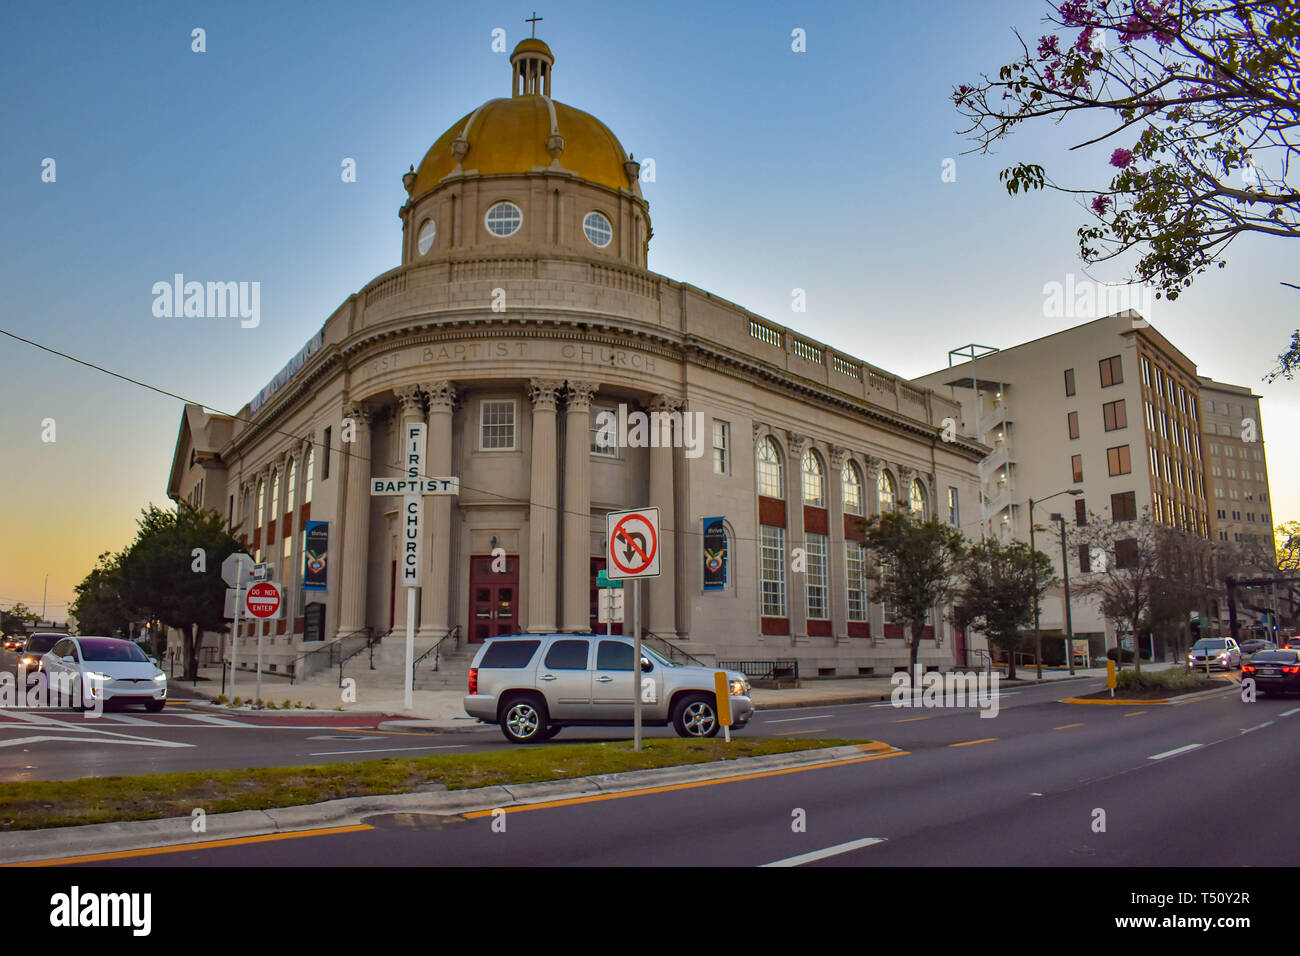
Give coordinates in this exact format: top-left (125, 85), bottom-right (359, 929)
top-left (116, 501), bottom-right (242, 680)
top-left (1274, 519), bottom-right (1300, 572)
top-left (954, 1), bottom-right (1300, 376)
top-left (0, 602), bottom-right (38, 638)
top-left (861, 509), bottom-right (966, 678)
top-left (68, 551), bottom-right (132, 638)
top-left (957, 538), bottom-right (1056, 681)
top-left (1072, 509), bottom-right (1164, 670)
top-left (1150, 527), bottom-right (1216, 657)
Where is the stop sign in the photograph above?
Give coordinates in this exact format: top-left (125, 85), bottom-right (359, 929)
top-left (245, 581), bottom-right (282, 619)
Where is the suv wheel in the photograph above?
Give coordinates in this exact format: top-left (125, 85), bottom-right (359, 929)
top-left (672, 694), bottom-right (719, 739)
top-left (500, 695), bottom-right (549, 744)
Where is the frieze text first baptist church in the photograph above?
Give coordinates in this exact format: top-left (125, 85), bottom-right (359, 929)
top-left (166, 36), bottom-right (987, 680)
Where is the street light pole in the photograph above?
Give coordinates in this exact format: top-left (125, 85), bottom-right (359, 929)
top-left (1029, 489), bottom-right (1083, 680)
top-left (1052, 513), bottom-right (1076, 675)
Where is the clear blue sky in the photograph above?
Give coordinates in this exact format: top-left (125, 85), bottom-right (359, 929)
top-left (2, 0), bottom-right (1295, 618)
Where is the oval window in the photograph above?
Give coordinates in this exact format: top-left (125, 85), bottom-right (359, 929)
top-left (417, 219), bottom-right (436, 255)
top-left (485, 201), bottom-right (522, 237)
top-left (583, 211), bottom-right (613, 248)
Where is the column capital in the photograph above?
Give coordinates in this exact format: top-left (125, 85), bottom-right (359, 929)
top-left (394, 384), bottom-right (424, 417)
top-left (829, 444), bottom-right (849, 470)
top-left (528, 379), bottom-right (564, 410)
top-left (343, 401), bottom-right (374, 429)
top-left (564, 380), bottom-right (599, 412)
top-left (421, 380), bottom-right (457, 411)
top-left (648, 393), bottom-right (683, 414)
top-left (786, 431), bottom-right (811, 460)
top-left (863, 454), bottom-right (884, 482)
top-left (752, 422), bottom-right (765, 442)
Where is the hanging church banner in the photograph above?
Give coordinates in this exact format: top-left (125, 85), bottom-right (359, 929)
top-left (703, 517), bottom-right (727, 590)
top-left (304, 521), bottom-right (328, 590)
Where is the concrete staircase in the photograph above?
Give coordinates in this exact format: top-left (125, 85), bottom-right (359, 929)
top-left (318, 632), bottom-right (474, 695)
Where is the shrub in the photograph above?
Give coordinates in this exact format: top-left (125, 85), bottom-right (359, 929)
top-left (216, 694), bottom-right (228, 704)
top-left (1106, 647), bottom-right (1136, 663)
top-left (1115, 668), bottom-right (1209, 693)
top-left (265, 701), bottom-right (278, 709)
top-left (282, 699), bottom-right (291, 709)
top-left (231, 696), bottom-right (243, 707)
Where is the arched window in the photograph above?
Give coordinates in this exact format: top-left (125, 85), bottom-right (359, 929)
top-left (910, 479), bottom-right (927, 518)
top-left (286, 458), bottom-right (297, 512)
top-left (757, 437), bottom-right (784, 499)
top-left (255, 479), bottom-right (265, 529)
top-left (877, 470), bottom-right (896, 512)
top-left (271, 470), bottom-right (281, 518)
top-left (843, 461), bottom-right (863, 515)
top-left (303, 447), bottom-right (314, 504)
top-left (801, 449), bottom-right (825, 507)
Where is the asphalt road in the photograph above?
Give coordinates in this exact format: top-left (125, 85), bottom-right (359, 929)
top-left (40, 677), bottom-right (1300, 866)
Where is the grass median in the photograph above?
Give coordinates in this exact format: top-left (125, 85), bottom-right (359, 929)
top-left (0, 737), bottom-right (862, 831)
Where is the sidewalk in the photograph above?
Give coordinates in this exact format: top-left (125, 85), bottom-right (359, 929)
top-left (170, 658), bottom-right (1179, 729)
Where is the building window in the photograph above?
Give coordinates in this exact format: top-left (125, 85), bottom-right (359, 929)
top-left (590, 405), bottom-right (619, 458)
top-left (1099, 355), bottom-right (1123, 387)
top-left (880, 559), bottom-right (899, 624)
top-left (285, 458), bottom-right (296, 513)
top-left (806, 533), bottom-right (828, 620)
top-left (1067, 411), bottom-right (1080, 440)
top-left (322, 428), bottom-right (331, 480)
top-left (480, 399), bottom-right (517, 450)
top-left (1111, 491), bottom-right (1137, 521)
top-left (1103, 399), bottom-right (1127, 431)
top-left (760, 525), bottom-right (787, 617)
top-left (1140, 356), bottom-right (1151, 387)
top-left (802, 450), bottom-right (826, 507)
top-left (1078, 544), bottom-right (1092, 573)
top-left (846, 542), bottom-right (868, 622)
top-left (1107, 445), bottom-right (1132, 476)
top-left (484, 201), bottom-right (523, 237)
top-left (1064, 368), bottom-right (1076, 396)
top-left (1071, 455), bottom-right (1083, 483)
top-left (304, 447), bottom-right (314, 504)
top-left (417, 219), bottom-right (436, 255)
top-left (1075, 498), bottom-right (1087, 525)
top-left (1116, 538), bottom-right (1139, 569)
top-left (948, 486), bottom-right (959, 525)
top-left (1144, 401), bottom-right (1155, 431)
top-left (582, 211), bottom-right (613, 248)
top-left (255, 478), bottom-right (265, 529)
top-left (844, 461), bottom-right (863, 515)
top-left (271, 470), bottom-right (281, 518)
top-left (757, 437), bottom-right (784, 498)
top-left (712, 420), bottom-right (729, 475)
top-left (878, 470), bottom-right (897, 512)
top-left (910, 479), bottom-right (927, 518)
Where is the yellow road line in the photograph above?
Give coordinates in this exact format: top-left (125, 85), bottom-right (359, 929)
top-left (893, 716), bottom-right (930, 723)
top-left (463, 746), bottom-right (908, 818)
top-left (773, 728), bottom-right (827, 736)
top-left (1123, 711), bottom-right (1147, 717)
top-left (6, 824), bottom-right (374, 867)
top-left (949, 737), bottom-right (997, 748)
top-left (1053, 723), bottom-right (1084, 730)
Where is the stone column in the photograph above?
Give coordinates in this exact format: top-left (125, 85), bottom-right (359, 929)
top-left (419, 381), bottom-right (456, 640)
top-left (527, 380), bottom-right (563, 633)
top-left (562, 381), bottom-right (598, 632)
top-left (786, 431), bottom-right (810, 645)
top-left (647, 396), bottom-right (680, 638)
top-left (863, 455), bottom-right (885, 646)
top-left (336, 402), bottom-right (373, 639)
top-left (390, 386), bottom-right (425, 638)
top-left (898, 466), bottom-right (918, 516)
top-left (828, 445), bottom-right (849, 643)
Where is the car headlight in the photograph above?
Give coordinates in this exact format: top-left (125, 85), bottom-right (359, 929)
top-left (729, 679), bottom-right (747, 696)
top-left (153, 672), bottom-right (167, 682)
top-left (83, 672), bottom-right (112, 683)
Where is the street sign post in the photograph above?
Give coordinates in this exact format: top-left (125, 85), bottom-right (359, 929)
top-left (368, 421), bottom-right (461, 709)
top-left (245, 581), bottom-right (282, 702)
top-left (597, 588), bottom-right (624, 624)
top-left (1106, 659), bottom-right (1116, 698)
top-left (606, 507), bottom-right (662, 751)
top-left (713, 671), bottom-right (733, 743)
top-left (220, 553), bottom-right (254, 701)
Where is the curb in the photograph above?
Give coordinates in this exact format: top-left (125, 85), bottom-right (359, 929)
top-left (0, 742), bottom-right (896, 865)
top-left (753, 674), bottom-right (1097, 711)
top-left (1061, 681), bottom-right (1238, 706)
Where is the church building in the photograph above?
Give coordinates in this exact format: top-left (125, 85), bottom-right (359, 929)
top-left (167, 37), bottom-right (988, 680)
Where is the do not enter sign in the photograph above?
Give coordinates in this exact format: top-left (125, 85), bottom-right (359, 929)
top-left (605, 507), bottom-right (661, 579)
top-left (245, 581), bottom-right (283, 619)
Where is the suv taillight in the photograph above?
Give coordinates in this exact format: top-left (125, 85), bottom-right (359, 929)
top-left (468, 667), bottom-right (478, 695)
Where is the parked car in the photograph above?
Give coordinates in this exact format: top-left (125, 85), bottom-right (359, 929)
top-left (1286, 637), bottom-right (1300, 651)
top-left (19, 632), bottom-right (63, 672)
top-left (1242, 649), bottom-right (1300, 696)
top-left (2, 635), bottom-right (24, 651)
top-left (1239, 639), bottom-right (1277, 659)
top-left (1186, 637), bottom-right (1242, 671)
top-left (41, 636), bottom-right (168, 711)
top-left (464, 634), bottom-right (754, 743)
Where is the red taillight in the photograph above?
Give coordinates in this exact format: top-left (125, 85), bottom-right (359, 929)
top-left (468, 667), bottom-right (478, 695)
top-left (1282, 666), bottom-right (1300, 675)
top-left (1242, 665), bottom-right (1255, 674)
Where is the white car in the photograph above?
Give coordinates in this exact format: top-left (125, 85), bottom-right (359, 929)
top-left (42, 636), bottom-right (168, 711)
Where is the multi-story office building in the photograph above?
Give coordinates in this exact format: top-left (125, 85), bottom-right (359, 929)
top-left (912, 312), bottom-right (1211, 648)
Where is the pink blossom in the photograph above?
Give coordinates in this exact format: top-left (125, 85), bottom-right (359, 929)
top-left (1110, 148), bottom-right (1134, 168)
top-left (1091, 195), bottom-right (1111, 215)
top-left (1059, 0), bottom-right (1092, 27)
top-left (1038, 35), bottom-right (1061, 58)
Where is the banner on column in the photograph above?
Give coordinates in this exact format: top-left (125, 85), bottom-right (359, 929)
top-left (703, 517), bottom-right (727, 590)
top-left (303, 521), bottom-right (328, 590)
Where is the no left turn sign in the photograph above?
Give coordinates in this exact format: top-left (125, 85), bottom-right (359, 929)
top-left (606, 507), bottom-right (661, 579)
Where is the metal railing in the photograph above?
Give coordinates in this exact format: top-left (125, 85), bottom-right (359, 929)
top-left (337, 628), bottom-right (387, 687)
top-left (412, 625), bottom-right (462, 686)
top-left (717, 659), bottom-right (800, 683)
top-left (287, 626), bottom-right (374, 685)
top-left (643, 632), bottom-right (707, 667)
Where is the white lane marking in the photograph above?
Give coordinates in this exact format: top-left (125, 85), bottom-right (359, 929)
top-left (0, 710), bottom-right (74, 726)
top-left (1240, 721), bottom-right (1274, 734)
top-left (172, 713), bottom-right (253, 727)
top-left (1279, 707), bottom-right (1300, 718)
top-left (0, 734), bottom-right (195, 749)
top-left (94, 714), bottom-right (154, 725)
top-left (761, 837), bottom-right (886, 867)
top-left (760, 714), bottom-right (835, 724)
top-left (1148, 743), bottom-right (1202, 760)
top-left (869, 692), bottom-right (1019, 709)
top-left (308, 744), bottom-right (466, 756)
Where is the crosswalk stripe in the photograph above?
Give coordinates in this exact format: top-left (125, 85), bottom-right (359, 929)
top-left (175, 713), bottom-right (254, 727)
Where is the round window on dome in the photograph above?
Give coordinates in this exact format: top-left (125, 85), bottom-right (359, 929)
top-left (417, 219), bottom-right (436, 255)
top-left (485, 201), bottom-right (523, 238)
top-left (583, 211), bottom-right (613, 248)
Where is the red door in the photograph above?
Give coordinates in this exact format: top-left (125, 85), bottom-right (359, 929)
top-left (468, 554), bottom-right (519, 643)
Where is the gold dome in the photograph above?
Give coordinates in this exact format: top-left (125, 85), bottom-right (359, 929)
top-left (409, 38), bottom-right (635, 197)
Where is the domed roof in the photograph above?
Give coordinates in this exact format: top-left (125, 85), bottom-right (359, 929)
top-left (409, 38), bottom-right (635, 197)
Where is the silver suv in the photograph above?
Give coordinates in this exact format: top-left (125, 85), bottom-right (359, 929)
top-left (464, 634), bottom-right (754, 744)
